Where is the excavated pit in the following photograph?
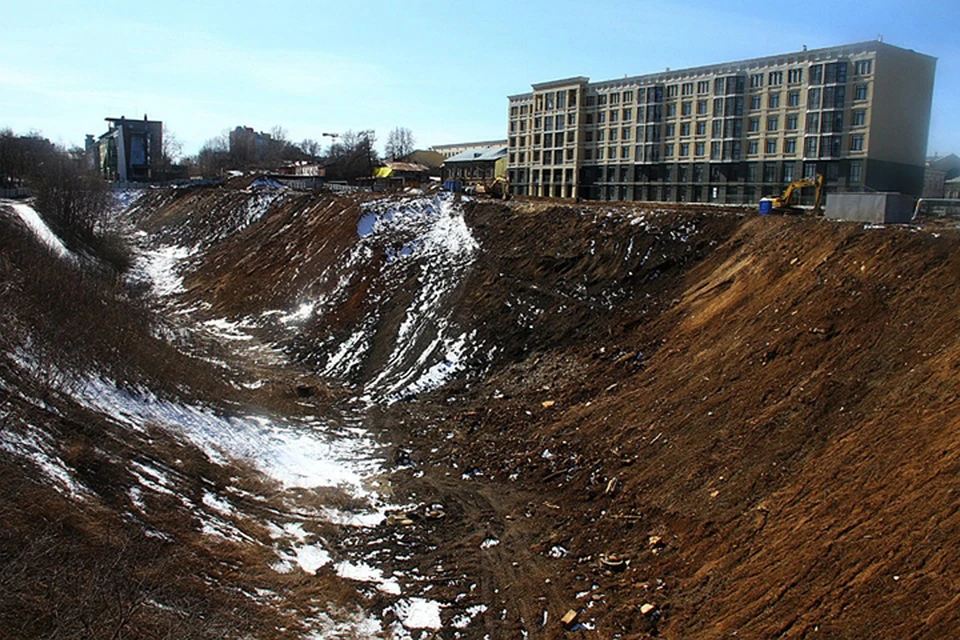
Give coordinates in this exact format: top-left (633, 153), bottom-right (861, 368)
top-left (1, 183), bottom-right (959, 639)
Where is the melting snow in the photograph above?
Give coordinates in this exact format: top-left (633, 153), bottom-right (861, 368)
top-left (393, 598), bottom-right (444, 630)
top-left (4, 200), bottom-right (74, 259)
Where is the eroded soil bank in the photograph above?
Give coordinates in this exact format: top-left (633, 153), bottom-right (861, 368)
top-left (2, 184), bottom-right (959, 639)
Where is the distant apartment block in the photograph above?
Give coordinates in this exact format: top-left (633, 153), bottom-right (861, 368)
top-left (430, 140), bottom-right (507, 159)
top-left (506, 41), bottom-right (935, 202)
top-left (90, 115), bottom-right (163, 182)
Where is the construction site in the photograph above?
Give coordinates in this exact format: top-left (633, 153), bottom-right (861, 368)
top-left (1, 175), bottom-right (958, 638)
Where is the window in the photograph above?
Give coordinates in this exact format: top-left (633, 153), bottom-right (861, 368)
top-left (623, 108), bottom-right (632, 121)
top-left (697, 80), bottom-right (710, 94)
top-left (597, 129), bottom-right (604, 142)
top-left (567, 131), bottom-right (575, 143)
top-left (610, 110), bottom-right (618, 123)
top-left (783, 163), bottom-right (795, 181)
top-left (584, 131), bottom-right (593, 142)
top-left (610, 92), bottom-right (620, 105)
top-left (852, 110), bottom-right (866, 126)
top-left (665, 123), bottom-right (676, 138)
top-left (545, 93), bottom-right (555, 109)
top-left (749, 117), bottom-right (760, 132)
top-left (568, 113), bottom-right (576, 125)
top-left (697, 99), bottom-right (708, 115)
top-left (696, 121), bottom-right (707, 136)
top-left (569, 89), bottom-right (578, 108)
top-left (788, 90), bottom-right (800, 107)
top-left (765, 139), bottom-right (777, 154)
top-left (598, 111), bottom-right (606, 124)
top-left (750, 73), bottom-right (764, 88)
top-left (804, 162), bottom-right (818, 179)
top-left (543, 133), bottom-right (553, 147)
top-left (806, 112), bottom-right (819, 133)
top-left (533, 150), bottom-right (541, 162)
top-left (695, 141), bottom-right (705, 156)
top-left (712, 120), bottom-right (722, 137)
top-left (769, 92), bottom-right (780, 109)
top-left (681, 101), bottom-right (692, 116)
top-left (567, 148), bottom-right (575, 161)
top-left (855, 59), bottom-right (873, 76)
top-left (855, 84), bottom-right (868, 101)
top-left (764, 164), bottom-right (778, 182)
top-left (667, 85), bottom-right (678, 97)
top-left (680, 143), bottom-right (690, 157)
top-left (682, 82), bottom-right (694, 96)
top-left (664, 143), bottom-right (674, 158)
top-left (809, 64), bottom-right (823, 84)
top-left (520, 135), bottom-right (527, 147)
top-left (520, 120), bottom-right (526, 132)
top-left (748, 140), bottom-right (759, 155)
top-left (509, 152), bottom-right (515, 163)
top-left (554, 150), bottom-right (564, 163)
top-left (787, 114), bottom-right (799, 130)
top-left (808, 88), bottom-right (821, 108)
top-left (750, 95), bottom-right (761, 110)
top-left (622, 90), bottom-right (634, 102)
top-left (767, 116), bottom-right (778, 132)
top-left (534, 117), bottom-right (542, 129)
top-left (713, 97), bottom-right (724, 116)
top-left (622, 127), bottom-right (631, 140)
top-left (510, 106), bottom-right (519, 117)
top-left (714, 77), bottom-right (725, 93)
top-left (784, 138), bottom-right (797, 154)
top-left (598, 94), bottom-right (608, 105)
top-left (681, 122), bottom-right (691, 136)
top-left (544, 116), bottom-right (554, 131)
top-left (788, 68), bottom-right (803, 84)
top-left (556, 114), bottom-right (565, 129)
top-left (584, 149), bottom-right (593, 160)
top-left (621, 146), bottom-right (630, 159)
top-left (850, 134), bottom-right (864, 151)
top-left (768, 70), bottom-right (783, 86)
top-left (710, 141), bottom-right (720, 159)
top-left (610, 128), bottom-right (618, 141)
top-left (849, 161), bottom-right (863, 182)
top-left (666, 103), bottom-right (677, 117)
top-left (804, 137), bottom-right (818, 156)
top-left (557, 91), bottom-right (566, 109)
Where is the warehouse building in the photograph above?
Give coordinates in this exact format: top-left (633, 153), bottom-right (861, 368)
top-left (506, 41), bottom-right (935, 203)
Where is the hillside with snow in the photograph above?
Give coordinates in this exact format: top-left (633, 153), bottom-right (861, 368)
top-left (1, 183), bottom-right (959, 639)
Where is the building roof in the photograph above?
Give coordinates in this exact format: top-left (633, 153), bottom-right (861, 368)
top-left (430, 139), bottom-right (507, 151)
top-left (510, 40), bottom-right (935, 98)
top-left (444, 146), bottom-right (508, 163)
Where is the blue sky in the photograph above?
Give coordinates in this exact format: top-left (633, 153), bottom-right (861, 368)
top-left (1, 0), bottom-right (957, 158)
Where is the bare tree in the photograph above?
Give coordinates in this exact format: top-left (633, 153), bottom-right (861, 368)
top-left (385, 127), bottom-right (415, 160)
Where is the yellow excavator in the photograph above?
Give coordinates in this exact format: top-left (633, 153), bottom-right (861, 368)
top-left (759, 174), bottom-right (824, 215)
top-left (474, 176), bottom-right (510, 201)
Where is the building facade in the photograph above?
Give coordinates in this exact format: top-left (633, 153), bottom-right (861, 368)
top-left (507, 41), bottom-right (936, 202)
top-left (93, 115), bottom-right (163, 182)
top-left (441, 145), bottom-right (508, 187)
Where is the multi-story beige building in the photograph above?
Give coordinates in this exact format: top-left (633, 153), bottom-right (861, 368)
top-left (507, 41), bottom-right (935, 203)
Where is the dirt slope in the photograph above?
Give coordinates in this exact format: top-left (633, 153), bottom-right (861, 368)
top-left (158, 185), bottom-right (959, 637)
top-left (383, 210), bottom-right (960, 638)
top-left (6, 184), bottom-right (958, 639)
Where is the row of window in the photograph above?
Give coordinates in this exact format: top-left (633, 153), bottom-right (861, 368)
top-left (513, 84), bottom-right (869, 133)
top-left (511, 132), bottom-right (865, 165)
top-left (511, 161), bottom-right (864, 188)
top-left (508, 109), bottom-right (867, 149)
top-left (512, 58), bottom-right (876, 119)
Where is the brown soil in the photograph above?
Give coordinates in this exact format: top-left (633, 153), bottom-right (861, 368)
top-left (171, 186), bottom-right (960, 638)
top-left (5, 186), bottom-right (959, 639)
